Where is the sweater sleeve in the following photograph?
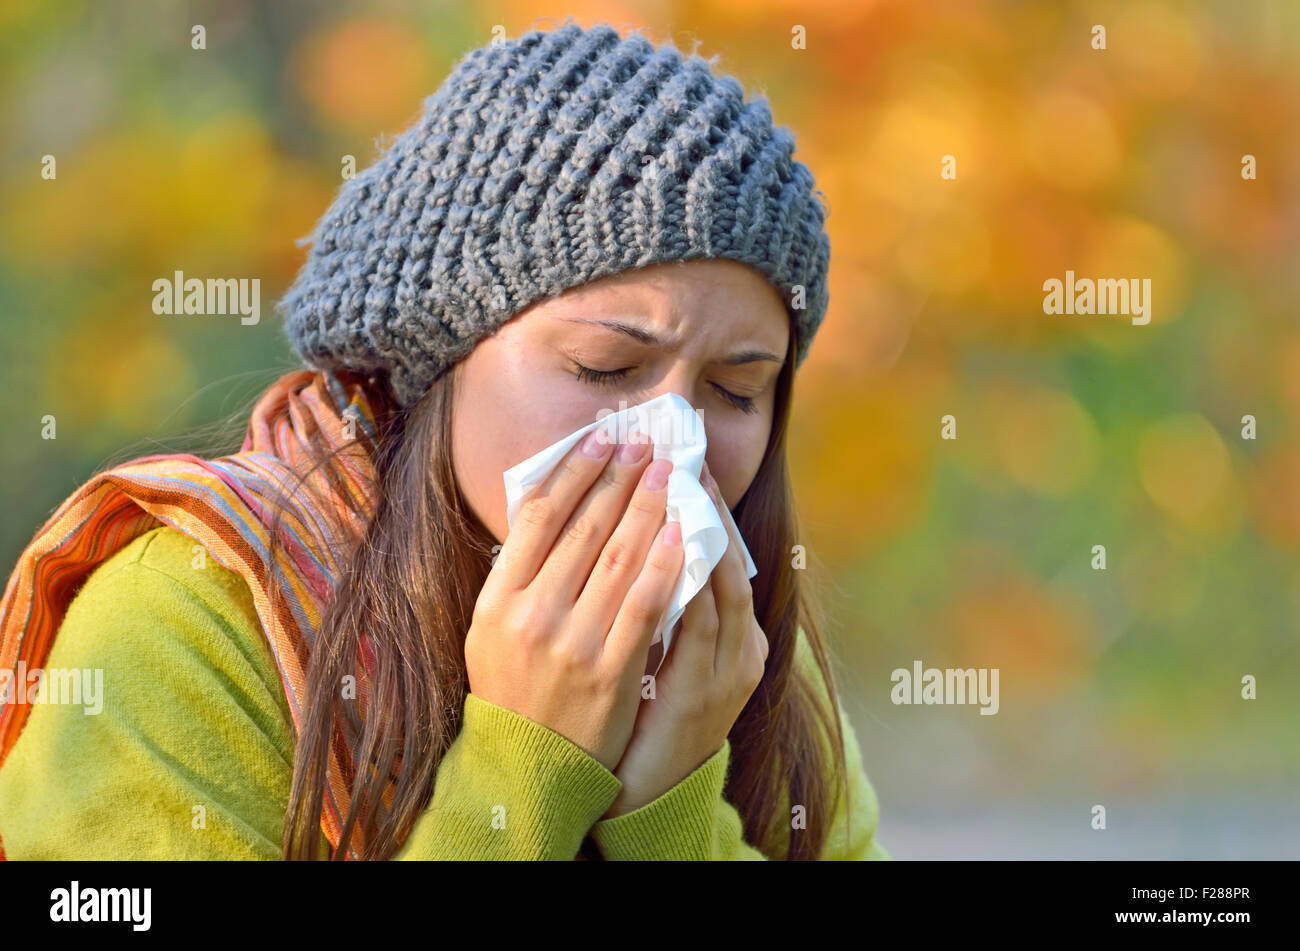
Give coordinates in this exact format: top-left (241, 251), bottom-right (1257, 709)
top-left (0, 525), bottom-right (621, 860)
top-left (391, 693), bottom-right (621, 860)
top-left (587, 627), bottom-right (890, 860)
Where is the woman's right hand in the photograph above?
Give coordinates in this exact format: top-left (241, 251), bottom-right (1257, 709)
top-left (464, 427), bottom-right (684, 772)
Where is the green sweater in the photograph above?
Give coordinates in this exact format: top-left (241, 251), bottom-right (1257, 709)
top-left (0, 525), bottom-right (889, 860)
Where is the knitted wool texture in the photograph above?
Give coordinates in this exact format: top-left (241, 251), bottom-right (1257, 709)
top-left (280, 20), bottom-right (832, 410)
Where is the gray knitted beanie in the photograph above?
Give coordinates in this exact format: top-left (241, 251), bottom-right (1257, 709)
top-left (279, 19), bottom-right (831, 410)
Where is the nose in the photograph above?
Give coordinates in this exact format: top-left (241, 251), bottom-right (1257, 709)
top-left (644, 366), bottom-right (706, 420)
top-left (636, 371), bottom-right (715, 470)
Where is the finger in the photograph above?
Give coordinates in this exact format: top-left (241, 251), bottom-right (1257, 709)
top-left (701, 460), bottom-right (750, 592)
top-left (700, 461), bottom-right (754, 672)
top-left (673, 577), bottom-right (720, 678)
top-left (534, 431), bottom-right (656, 604)
top-left (574, 455), bottom-right (674, 640)
top-left (487, 426), bottom-right (618, 594)
top-left (604, 518), bottom-right (684, 678)
top-left (740, 621), bottom-right (770, 694)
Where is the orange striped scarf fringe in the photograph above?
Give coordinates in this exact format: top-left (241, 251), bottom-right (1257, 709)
top-left (0, 368), bottom-right (388, 860)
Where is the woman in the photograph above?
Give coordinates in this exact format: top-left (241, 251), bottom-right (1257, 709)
top-left (0, 19), bottom-right (887, 861)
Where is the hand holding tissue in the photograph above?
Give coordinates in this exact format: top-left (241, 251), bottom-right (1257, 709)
top-left (503, 393), bottom-right (758, 673)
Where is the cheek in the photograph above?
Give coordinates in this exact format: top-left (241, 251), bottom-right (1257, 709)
top-left (703, 414), bottom-right (769, 506)
top-left (451, 404), bottom-right (510, 544)
top-left (451, 359), bottom-right (618, 542)
top-left (451, 358), bottom-right (542, 542)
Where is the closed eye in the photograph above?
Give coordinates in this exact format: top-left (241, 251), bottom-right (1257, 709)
top-left (712, 384), bottom-right (758, 414)
top-left (573, 364), bottom-right (632, 387)
top-left (572, 364), bottom-right (758, 414)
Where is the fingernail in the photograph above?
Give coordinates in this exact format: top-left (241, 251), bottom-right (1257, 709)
top-left (661, 521), bottom-right (682, 547)
top-left (643, 458), bottom-right (672, 491)
top-left (580, 429), bottom-right (609, 457)
top-left (615, 435), bottom-right (649, 464)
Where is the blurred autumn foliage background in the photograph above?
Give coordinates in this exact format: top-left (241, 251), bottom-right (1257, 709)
top-left (1, 0), bottom-right (1297, 856)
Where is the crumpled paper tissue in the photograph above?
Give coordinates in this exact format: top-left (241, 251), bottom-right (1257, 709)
top-left (503, 392), bottom-right (757, 674)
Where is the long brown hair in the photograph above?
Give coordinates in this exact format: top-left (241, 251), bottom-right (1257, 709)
top-left (272, 331), bottom-right (853, 860)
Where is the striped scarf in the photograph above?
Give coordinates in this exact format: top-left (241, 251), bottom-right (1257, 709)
top-left (0, 368), bottom-right (385, 860)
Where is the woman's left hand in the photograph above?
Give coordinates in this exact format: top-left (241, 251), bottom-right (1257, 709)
top-left (601, 460), bottom-right (769, 819)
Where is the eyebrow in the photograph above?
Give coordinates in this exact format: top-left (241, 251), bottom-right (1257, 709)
top-left (557, 317), bottom-right (784, 366)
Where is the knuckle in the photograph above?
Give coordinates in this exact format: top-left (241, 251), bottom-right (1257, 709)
top-left (727, 585), bottom-right (754, 614)
top-left (471, 586), bottom-right (503, 621)
top-left (626, 489), bottom-right (664, 521)
top-left (593, 463), bottom-right (621, 494)
top-left (597, 538), bottom-right (635, 576)
top-left (517, 625), bottom-right (547, 652)
top-left (519, 496), bottom-right (554, 529)
top-left (513, 598), bottom-right (554, 648)
top-left (562, 511), bottom-right (602, 547)
top-left (561, 451), bottom-right (594, 482)
top-left (548, 633), bottom-right (596, 669)
top-left (647, 538), bottom-right (680, 573)
top-left (621, 590), bottom-right (660, 628)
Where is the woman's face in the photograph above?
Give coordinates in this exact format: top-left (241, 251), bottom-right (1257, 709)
top-left (451, 258), bottom-right (791, 544)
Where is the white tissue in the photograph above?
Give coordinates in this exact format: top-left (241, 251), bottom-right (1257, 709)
top-left (503, 392), bottom-right (757, 674)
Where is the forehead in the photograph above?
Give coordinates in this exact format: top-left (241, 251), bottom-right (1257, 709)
top-left (538, 259), bottom-right (791, 349)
